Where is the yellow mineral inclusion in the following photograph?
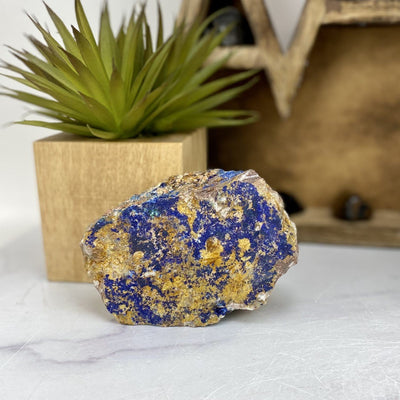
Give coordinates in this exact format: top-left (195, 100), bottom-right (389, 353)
top-left (84, 222), bottom-right (132, 281)
top-left (177, 196), bottom-right (199, 231)
top-left (222, 270), bottom-right (252, 305)
top-left (132, 251), bottom-right (144, 264)
top-left (200, 237), bottom-right (224, 268)
top-left (268, 202), bottom-right (298, 287)
top-left (84, 222), bottom-right (156, 285)
top-left (238, 238), bottom-right (251, 255)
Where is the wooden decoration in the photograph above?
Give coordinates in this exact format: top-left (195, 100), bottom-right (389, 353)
top-left (181, 0), bottom-right (400, 118)
top-left (179, 0), bottom-right (400, 247)
top-left (34, 129), bottom-right (207, 282)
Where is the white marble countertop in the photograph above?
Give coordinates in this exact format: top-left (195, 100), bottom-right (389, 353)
top-left (0, 217), bottom-right (399, 400)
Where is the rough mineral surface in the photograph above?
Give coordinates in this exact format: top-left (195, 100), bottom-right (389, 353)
top-left (81, 169), bottom-right (298, 327)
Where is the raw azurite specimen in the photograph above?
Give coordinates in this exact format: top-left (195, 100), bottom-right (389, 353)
top-left (81, 169), bottom-right (298, 327)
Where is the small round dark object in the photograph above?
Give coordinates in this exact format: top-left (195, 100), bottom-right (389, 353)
top-left (333, 193), bottom-right (373, 221)
top-left (209, 7), bottom-right (254, 46)
top-left (279, 192), bottom-right (304, 215)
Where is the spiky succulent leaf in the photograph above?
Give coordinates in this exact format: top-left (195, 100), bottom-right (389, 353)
top-left (99, 4), bottom-right (118, 77)
top-left (1, 0), bottom-right (258, 139)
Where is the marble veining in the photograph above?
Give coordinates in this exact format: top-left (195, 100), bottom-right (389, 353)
top-left (1, 221), bottom-right (399, 400)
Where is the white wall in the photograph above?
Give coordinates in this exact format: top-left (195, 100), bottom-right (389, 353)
top-left (0, 0), bottom-right (305, 224)
top-left (264, 0), bottom-right (306, 52)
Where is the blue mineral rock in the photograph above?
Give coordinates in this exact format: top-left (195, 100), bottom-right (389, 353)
top-left (81, 169), bottom-right (298, 327)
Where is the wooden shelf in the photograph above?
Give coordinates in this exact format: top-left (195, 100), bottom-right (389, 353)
top-left (292, 208), bottom-right (400, 247)
top-left (207, 46), bottom-right (265, 70)
top-left (324, 0), bottom-right (400, 24)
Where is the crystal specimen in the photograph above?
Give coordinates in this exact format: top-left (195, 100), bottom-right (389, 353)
top-left (81, 169), bottom-right (298, 327)
top-left (333, 193), bottom-right (373, 221)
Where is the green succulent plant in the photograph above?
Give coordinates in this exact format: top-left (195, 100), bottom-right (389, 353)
top-left (1, 0), bottom-right (258, 139)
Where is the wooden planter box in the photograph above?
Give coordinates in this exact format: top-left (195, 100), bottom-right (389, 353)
top-left (34, 128), bottom-right (207, 282)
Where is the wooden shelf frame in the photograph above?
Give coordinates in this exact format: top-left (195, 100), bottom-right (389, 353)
top-left (179, 0), bottom-right (400, 248)
top-left (179, 0), bottom-right (400, 118)
top-left (292, 208), bottom-right (400, 248)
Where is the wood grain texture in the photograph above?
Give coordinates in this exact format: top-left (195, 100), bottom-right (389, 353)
top-left (292, 208), bottom-right (400, 247)
top-left (267, 0), bottom-right (326, 118)
top-left (206, 46), bottom-right (265, 70)
top-left (182, 128), bottom-right (208, 172)
top-left (179, 0), bottom-right (400, 116)
top-left (209, 25), bottom-right (400, 210)
top-left (34, 128), bottom-right (207, 282)
top-left (325, 0), bottom-right (400, 24)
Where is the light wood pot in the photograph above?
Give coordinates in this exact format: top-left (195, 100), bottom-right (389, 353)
top-left (34, 128), bottom-right (207, 282)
